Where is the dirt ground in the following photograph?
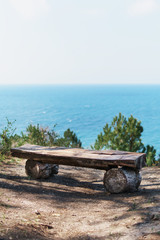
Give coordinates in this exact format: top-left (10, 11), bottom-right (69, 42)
top-left (0, 159), bottom-right (160, 240)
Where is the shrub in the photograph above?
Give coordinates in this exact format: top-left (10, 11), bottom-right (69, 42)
top-left (0, 117), bottom-right (159, 167)
top-left (0, 121), bottom-right (82, 157)
top-left (56, 128), bottom-right (82, 148)
top-left (143, 145), bottom-right (156, 166)
top-left (93, 113), bottom-right (144, 152)
top-left (25, 124), bottom-right (59, 146)
top-left (22, 125), bottom-right (82, 148)
top-left (0, 119), bottom-right (16, 155)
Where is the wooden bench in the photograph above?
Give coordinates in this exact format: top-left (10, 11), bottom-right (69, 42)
top-left (11, 144), bottom-right (146, 193)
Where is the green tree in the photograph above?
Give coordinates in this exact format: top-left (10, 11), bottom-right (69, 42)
top-left (56, 128), bottom-right (82, 148)
top-left (93, 113), bottom-right (144, 152)
top-left (0, 119), bottom-right (16, 155)
top-left (24, 125), bottom-right (82, 148)
top-left (25, 124), bottom-right (58, 146)
top-left (142, 145), bottom-right (156, 166)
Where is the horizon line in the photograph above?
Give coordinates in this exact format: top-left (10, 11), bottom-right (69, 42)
top-left (1, 83), bottom-right (160, 86)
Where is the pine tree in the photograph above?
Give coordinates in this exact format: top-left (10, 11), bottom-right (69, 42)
top-left (56, 128), bottom-right (82, 148)
top-left (93, 113), bottom-right (144, 152)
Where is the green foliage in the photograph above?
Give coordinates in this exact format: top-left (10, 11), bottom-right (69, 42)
top-left (0, 119), bottom-right (16, 155)
top-left (0, 153), bottom-right (6, 162)
top-left (25, 124), bottom-right (58, 146)
top-left (0, 116), bottom-right (159, 167)
top-left (22, 125), bottom-right (81, 148)
top-left (26, 124), bottom-right (47, 146)
top-left (12, 132), bottom-right (28, 147)
top-left (56, 128), bottom-right (82, 148)
top-left (143, 145), bottom-right (156, 166)
top-left (156, 155), bottom-right (160, 166)
top-left (0, 120), bottom-right (82, 159)
top-left (93, 113), bottom-right (144, 152)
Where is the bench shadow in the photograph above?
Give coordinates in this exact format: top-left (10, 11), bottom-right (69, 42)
top-left (1, 167), bottom-right (160, 240)
top-left (0, 200), bottom-right (19, 209)
top-left (0, 170), bottom-right (160, 203)
top-left (0, 172), bottom-right (107, 203)
top-left (0, 165), bottom-right (160, 214)
top-left (1, 223), bottom-right (108, 240)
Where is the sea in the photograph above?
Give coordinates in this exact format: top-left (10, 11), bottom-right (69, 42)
top-left (0, 84), bottom-right (160, 152)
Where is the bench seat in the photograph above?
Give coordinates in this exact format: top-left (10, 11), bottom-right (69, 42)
top-left (11, 144), bottom-right (146, 170)
top-left (11, 144), bottom-right (146, 194)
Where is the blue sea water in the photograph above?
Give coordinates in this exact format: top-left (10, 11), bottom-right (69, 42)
top-left (0, 84), bottom-right (160, 152)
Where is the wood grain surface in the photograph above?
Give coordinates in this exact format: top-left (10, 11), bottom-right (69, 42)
top-left (11, 144), bottom-right (146, 170)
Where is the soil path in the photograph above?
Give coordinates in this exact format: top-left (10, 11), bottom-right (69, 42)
top-left (0, 159), bottom-right (160, 240)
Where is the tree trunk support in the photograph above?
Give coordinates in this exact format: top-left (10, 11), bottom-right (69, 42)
top-left (25, 159), bottom-right (59, 179)
top-left (103, 167), bottom-right (141, 193)
top-left (25, 160), bottom-right (142, 194)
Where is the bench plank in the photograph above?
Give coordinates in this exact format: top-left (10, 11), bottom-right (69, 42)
top-left (11, 144), bottom-right (146, 170)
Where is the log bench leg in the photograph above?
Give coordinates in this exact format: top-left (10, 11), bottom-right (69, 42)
top-left (25, 159), bottom-right (59, 179)
top-left (103, 167), bottom-right (141, 193)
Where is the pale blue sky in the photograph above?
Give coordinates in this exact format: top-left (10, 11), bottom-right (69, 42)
top-left (0, 0), bottom-right (160, 84)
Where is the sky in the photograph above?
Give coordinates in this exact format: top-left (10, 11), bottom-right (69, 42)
top-left (0, 0), bottom-right (160, 85)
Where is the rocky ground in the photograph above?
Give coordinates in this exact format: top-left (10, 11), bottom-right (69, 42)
top-left (0, 158), bottom-right (160, 240)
